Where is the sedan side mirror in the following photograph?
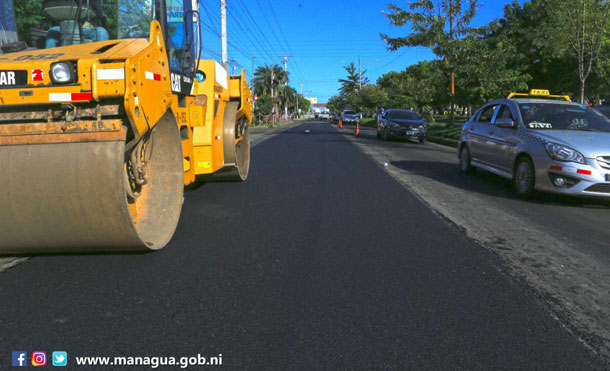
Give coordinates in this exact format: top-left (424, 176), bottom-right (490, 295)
top-left (496, 118), bottom-right (517, 128)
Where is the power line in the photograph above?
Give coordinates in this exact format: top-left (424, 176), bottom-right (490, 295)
top-left (264, 0), bottom-right (309, 91)
top-left (232, 0), bottom-right (278, 64)
top-left (367, 50), bottom-right (408, 73)
top-left (225, 4), bottom-right (274, 65)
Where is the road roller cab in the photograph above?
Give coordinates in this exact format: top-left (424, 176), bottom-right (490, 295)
top-left (0, 0), bottom-right (252, 253)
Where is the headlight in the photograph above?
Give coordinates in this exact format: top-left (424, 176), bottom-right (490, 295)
top-left (50, 62), bottom-right (74, 84)
top-left (545, 142), bottom-right (585, 164)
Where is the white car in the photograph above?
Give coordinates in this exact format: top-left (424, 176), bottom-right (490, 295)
top-left (458, 90), bottom-right (610, 198)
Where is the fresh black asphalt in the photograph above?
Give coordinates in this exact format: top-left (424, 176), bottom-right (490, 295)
top-left (0, 121), bottom-right (606, 370)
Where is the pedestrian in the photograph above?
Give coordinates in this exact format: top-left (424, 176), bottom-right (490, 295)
top-left (378, 108), bottom-right (385, 122)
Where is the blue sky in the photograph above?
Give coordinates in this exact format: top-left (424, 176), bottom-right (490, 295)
top-left (200, 0), bottom-right (526, 102)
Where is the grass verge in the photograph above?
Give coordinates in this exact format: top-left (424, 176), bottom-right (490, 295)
top-left (427, 122), bottom-right (461, 148)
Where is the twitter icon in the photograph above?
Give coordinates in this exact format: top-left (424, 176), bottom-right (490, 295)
top-left (52, 351), bottom-right (67, 367)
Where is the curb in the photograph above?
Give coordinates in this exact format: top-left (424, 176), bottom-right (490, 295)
top-left (251, 120), bottom-right (305, 146)
top-left (427, 136), bottom-right (459, 148)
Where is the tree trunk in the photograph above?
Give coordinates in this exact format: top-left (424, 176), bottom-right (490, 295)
top-left (580, 79), bottom-right (585, 104)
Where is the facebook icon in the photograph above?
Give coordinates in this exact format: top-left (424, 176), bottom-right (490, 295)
top-left (12, 351), bottom-right (27, 367)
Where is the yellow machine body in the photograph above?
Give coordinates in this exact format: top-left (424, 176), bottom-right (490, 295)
top-left (185, 60), bottom-right (252, 184)
top-left (0, 19), bottom-right (252, 253)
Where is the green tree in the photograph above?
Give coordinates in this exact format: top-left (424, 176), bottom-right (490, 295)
top-left (455, 28), bottom-right (530, 107)
top-left (298, 95), bottom-right (311, 114)
top-left (327, 95), bottom-right (349, 113)
top-left (252, 64), bottom-right (288, 97)
top-left (277, 85), bottom-right (297, 115)
top-left (549, 0), bottom-right (610, 103)
top-left (253, 95), bottom-right (274, 118)
top-left (377, 60), bottom-right (447, 112)
top-left (14, 0), bottom-right (44, 45)
top-left (338, 62), bottom-right (369, 95)
top-left (382, 0), bottom-right (478, 124)
top-left (353, 85), bottom-right (387, 117)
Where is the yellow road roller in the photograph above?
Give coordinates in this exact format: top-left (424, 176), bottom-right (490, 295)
top-left (0, 0), bottom-right (252, 253)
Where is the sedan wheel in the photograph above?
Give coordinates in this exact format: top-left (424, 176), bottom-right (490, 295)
top-left (383, 128), bottom-right (389, 141)
top-left (459, 146), bottom-right (473, 173)
top-left (513, 157), bottom-right (535, 197)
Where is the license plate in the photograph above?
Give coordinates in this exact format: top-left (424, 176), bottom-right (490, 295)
top-left (406, 131), bottom-right (415, 135)
top-left (0, 70), bottom-right (27, 86)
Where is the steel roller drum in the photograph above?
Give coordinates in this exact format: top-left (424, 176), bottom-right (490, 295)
top-left (0, 113), bottom-right (184, 253)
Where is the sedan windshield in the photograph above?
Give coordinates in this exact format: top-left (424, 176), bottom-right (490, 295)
top-left (519, 103), bottom-right (610, 132)
top-left (344, 110), bottom-right (356, 114)
top-left (388, 111), bottom-right (420, 120)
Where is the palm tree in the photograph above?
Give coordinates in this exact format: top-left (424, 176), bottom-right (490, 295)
top-left (277, 85), bottom-right (297, 115)
top-left (252, 64), bottom-right (288, 97)
top-left (338, 62), bottom-right (369, 95)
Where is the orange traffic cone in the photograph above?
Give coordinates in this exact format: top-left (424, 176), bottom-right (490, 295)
top-left (355, 123), bottom-right (360, 136)
top-left (338, 119), bottom-right (343, 128)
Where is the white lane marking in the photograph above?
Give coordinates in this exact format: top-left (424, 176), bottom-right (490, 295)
top-left (0, 257), bottom-right (28, 273)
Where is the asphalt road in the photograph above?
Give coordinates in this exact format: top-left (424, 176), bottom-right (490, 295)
top-left (339, 123), bottom-right (610, 358)
top-left (0, 121), bottom-right (607, 370)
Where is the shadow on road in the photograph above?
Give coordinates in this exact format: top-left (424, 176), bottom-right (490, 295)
top-left (390, 160), bottom-right (610, 210)
top-left (344, 126), bottom-right (451, 153)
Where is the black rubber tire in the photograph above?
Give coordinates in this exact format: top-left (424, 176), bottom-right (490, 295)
top-left (513, 156), bottom-right (536, 197)
top-left (459, 145), bottom-right (474, 174)
top-left (418, 136), bottom-right (425, 144)
top-left (383, 128), bottom-right (389, 141)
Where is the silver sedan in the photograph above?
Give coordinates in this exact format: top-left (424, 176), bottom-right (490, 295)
top-left (457, 94), bottom-right (610, 198)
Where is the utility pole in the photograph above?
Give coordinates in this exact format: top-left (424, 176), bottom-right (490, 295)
top-left (251, 56), bottom-right (255, 84)
top-left (278, 55), bottom-right (293, 77)
top-left (449, 7), bottom-right (455, 127)
top-left (271, 68), bottom-right (274, 103)
top-left (220, 0), bottom-right (228, 71)
top-left (298, 82), bottom-right (303, 118)
top-left (278, 55), bottom-right (293, 120)
top-left (271, 68), bottom-right (276, 125)
top-left (230, 59), bottom-right (236, 75)
top-left (358, 55), bottom-right (362, 92)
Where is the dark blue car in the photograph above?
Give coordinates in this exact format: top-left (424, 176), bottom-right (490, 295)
top-left (377, 109), bottom-right (427, 143)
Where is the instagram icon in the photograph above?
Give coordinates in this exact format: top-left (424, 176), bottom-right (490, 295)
top-left (31, 351), bottom-right (46, 366)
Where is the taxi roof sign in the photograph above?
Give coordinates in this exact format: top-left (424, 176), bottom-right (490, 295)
top-left (530, 89), bottom-right (550, 95)
top-left (508, 89), bottom-right (570, 101)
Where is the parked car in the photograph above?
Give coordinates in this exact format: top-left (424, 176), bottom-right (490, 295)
top-left (319, 111), bottom-right (330, 121)
top-left (331, 112), bottom-right (341, 124)
top-left (340, 109), bottom-right (359, 124)
top-left (458, 89), bottom-right (610, 198)
top-left (377, 109), bottom-right (427, 143)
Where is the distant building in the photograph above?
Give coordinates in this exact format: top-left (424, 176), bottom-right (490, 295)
top-left (312, 103), bottom-right (328, 114)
